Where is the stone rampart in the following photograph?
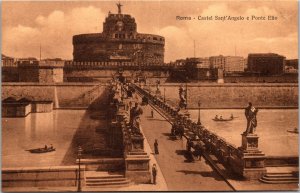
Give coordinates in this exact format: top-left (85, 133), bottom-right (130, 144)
top-left (64, 68), bottom-right (170, 80)
top-left (146, 83), bottom-right (298, 108)
top-left (3, 83), bottom-right (298, 109)
top-left (2, 83), bottom-right (109, 108)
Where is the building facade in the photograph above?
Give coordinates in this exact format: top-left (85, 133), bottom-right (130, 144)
top-left (285, 59), bottom-right (298, 69)
top-left (247, 53), bottom-right (286, 75)
top-left (1, 54), bottom-right (15, 67)
top-left (224, 56), bottom-right (245, 73)
top-left (209, 55), bottom-right (245, 73)
top-left (209, 55), bottom-right (226, 69)
top-left (73, 4), bottom-right (165, 64)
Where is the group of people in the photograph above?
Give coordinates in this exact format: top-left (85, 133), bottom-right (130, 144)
top-left (186, 139), bottom-right (203, 162)
top-left (170, 120), bottom-right (185, 139)
top-left (214, 114), bottom-right (234, 120)
top-left (44, 144), bottom-right (53, 150)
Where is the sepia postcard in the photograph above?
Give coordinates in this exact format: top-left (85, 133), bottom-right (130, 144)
top-left (1, 0), bottom-right (299, 192)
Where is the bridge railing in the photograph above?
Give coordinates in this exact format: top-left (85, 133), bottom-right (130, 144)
top-left (130, 83), bottom-right (243, 166)
top-left (108, 82), bottom-right (152, 183)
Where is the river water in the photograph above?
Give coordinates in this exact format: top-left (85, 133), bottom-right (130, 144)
top-left (188, 109), bottom-right (298, 157)
top-left (2, 110), bottom-right (104, 168)
top-left (2, 109), bottom-right (298, 168)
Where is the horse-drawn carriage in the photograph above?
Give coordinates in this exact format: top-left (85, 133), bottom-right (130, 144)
top-left (170, 121), bottom-right (185, 139)
top-left (186, 139), bottom-right (205, 161)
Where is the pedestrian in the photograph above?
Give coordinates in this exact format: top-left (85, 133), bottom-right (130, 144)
top-left (154, 139), bottom-right (159, 154)
top-left (151, 109), bottom-right (154, 118)
top-left (186, 139), bottom-right (194, 162)
top-left (195, 144), bottom-right (203, 161)
top-left (152, 164), bottom-right (157, 185)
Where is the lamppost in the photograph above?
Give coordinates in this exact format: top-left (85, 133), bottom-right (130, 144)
top-left (185, 83), bottom-right (188, 109)
top-left (77, 146), bottom-right (83, 192)
top-left (163, 88), bottom-right (166, 103)
top-left (197, 101), bottom-right (201, 125)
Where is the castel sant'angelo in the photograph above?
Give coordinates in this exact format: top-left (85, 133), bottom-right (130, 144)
top-left (73, 3), bottom-right (165, 64)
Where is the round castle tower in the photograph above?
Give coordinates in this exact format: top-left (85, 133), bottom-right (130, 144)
top-left (73, 3), bottom-right (165, 64)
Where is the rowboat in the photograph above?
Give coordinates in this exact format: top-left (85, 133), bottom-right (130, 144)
top-left (26, 148), bottom-right (56, 153)
top-left (212, 117), bottom-right (234, 122)
top-left (287, 128), bottom-right (298, 134)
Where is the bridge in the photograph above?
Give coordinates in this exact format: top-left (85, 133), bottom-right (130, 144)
top-left (2, 80), bottom-right (298, 191)
top-left (127, 82), bottom-right (299, 190)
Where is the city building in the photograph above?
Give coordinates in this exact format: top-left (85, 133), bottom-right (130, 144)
top-left (17, 57), bottom-right (39, 65)
top-left (224, 56), bottom-right (245, 73)
top-left (2, 54), bottom-right (18, 82)
top-left (209, 55), bottom-right (226, 69)
top-left (285, 59), bottom-right (298, 69)
top-left (247, 53), bottom-right (286, 75)
top-left (73, 4), bottom-right (165, 64)
top-left (2, 97), bottom-right (31, 117)
top-left (197, 58), bottom-right (210, 68)
top-left (1, 54), bottom-right (15, 67)
top-left (209, 55), bottom-right (245, 73)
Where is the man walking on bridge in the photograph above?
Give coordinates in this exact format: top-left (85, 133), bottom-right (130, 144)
top-left (154, 139), bottom-right (159, 154)
top-left (152, 164), bottom-right (157, 185)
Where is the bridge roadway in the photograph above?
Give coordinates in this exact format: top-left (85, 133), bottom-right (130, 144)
top-left (139, 102), bottom-right (232, 190)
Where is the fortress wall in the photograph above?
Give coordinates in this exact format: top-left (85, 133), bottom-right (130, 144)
top-left (147, 83), bottom-right (298, 108)
top-left (2, 83), bottom-right (108, 108)
top-left (3, 83), bottom-right (298, 109)
top-left (64, 69), bottom-right (170, 79)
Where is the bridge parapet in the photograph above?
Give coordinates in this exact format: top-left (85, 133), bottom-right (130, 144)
top-left (130, 83), bottom-right (268, 180)
top-left (107, 81), bottom-right (151, 184)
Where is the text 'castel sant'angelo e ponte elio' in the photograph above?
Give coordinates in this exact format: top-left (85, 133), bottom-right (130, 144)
top-left (176, 15), bottom-right (278, 21)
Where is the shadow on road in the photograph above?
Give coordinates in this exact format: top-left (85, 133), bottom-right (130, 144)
top-left (163, 133), bottom-right (182, 141)
top-left (149, 118), bottom-right (169, 122)
top-left (175, 150), bottom-right (186, 155)
top-left (162, 132), bottom-right (171, 136)
top-left (176, 170), bottom-right (225, 181)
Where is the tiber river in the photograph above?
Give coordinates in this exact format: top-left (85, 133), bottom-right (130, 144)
top-left (2, 109), bottom-right (298, 168)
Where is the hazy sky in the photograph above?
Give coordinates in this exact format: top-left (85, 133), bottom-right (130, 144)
top-left (2, 1), bottom-right (298, 62)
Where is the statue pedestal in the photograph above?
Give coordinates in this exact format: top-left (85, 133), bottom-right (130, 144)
top-left (125, 154), bottom-right (151, 184)
top-left (130, 134), bottom-right (144, 151)
top-left (241, 133), bottom-right (259, 151)
top-left (238, 133), bottom-right (266, 180)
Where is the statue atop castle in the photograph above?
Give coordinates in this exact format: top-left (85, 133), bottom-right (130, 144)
top-left (116, 2), bottom-right (123, 14)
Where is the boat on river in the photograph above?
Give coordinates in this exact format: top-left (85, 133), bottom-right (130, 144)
top-left (26, 147), bottom-right (56, 153)
top-left (287, 128), bottom-right (298, 134)
top-left (212, 117), bottom-right (234, 122)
